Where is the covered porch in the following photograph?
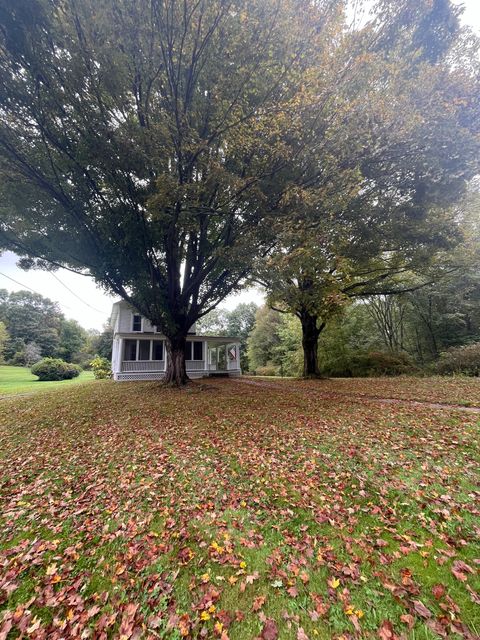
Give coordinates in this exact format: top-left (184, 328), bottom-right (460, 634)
top-left (112, 335), bottom-right (241, 380)
top-left (206, 338), bottom-right (242, 377)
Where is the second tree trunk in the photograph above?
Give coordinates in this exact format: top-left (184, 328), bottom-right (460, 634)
top-left (300, 312), bottom-right (324, 378)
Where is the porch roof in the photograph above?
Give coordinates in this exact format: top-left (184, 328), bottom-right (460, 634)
top-left (202, 335), bottom-right (241, 344)
top-left (114, 332), bottom-right (241, 343)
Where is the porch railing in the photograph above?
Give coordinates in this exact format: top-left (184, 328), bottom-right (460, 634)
top-left (122, 360), bottom-right (165, 372)
top-left (185, 360), bottom-right (206, 371)
top-left (121, 360), bottom-right (207, 372)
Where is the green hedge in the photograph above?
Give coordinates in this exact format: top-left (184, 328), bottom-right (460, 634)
top-left (31, 358), bottom-right (81, 381)
top-left (437, 342), bottom-right (480, 376)
top-left (322, 351), bottom-right (416, 378)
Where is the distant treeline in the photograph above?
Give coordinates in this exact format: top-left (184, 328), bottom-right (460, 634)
top-left (0, 290), bottom-right (112, 367)
top-left (246, 270), bottom-right (480, 377)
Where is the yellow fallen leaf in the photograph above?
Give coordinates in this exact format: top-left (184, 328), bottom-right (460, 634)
top-left (355, 609), bottom-right (364, 619)
top-left (328, 577), bottom-right (340, 589)
top-left (46, 564), bottom-right (57, 576)
top-left (200, 611), bottom-right (210, 621)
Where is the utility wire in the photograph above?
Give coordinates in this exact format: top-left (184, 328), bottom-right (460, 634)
top-left (0, 270), bottom-right (108, 317)
top-left (49, 271), bottom-right (106, 314)
top-left (0, 270), bottom-right (73, 311)
top-left (0, 271), bottom-right (40, 295)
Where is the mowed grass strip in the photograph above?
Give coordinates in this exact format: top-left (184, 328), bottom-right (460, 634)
top-left (0, 364), bottom-right (95, 396)
top-left (0, 378), bottom-right (478, 639)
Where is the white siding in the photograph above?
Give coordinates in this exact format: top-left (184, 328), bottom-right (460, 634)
top-left (118, 306), bottom-right (133, 332)
top-left (117, 305), bottom-right (158, 333)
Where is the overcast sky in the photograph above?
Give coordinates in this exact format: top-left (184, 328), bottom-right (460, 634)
top-left (0, 0), bottom-right (478, 331)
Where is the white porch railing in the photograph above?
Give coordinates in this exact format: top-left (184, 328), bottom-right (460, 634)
top-left (185, 360), bottom-right (206, 371)
top-left (122, 360), bottom-right (206, 372)
top-left (122, 360), bottom-right (165, 372)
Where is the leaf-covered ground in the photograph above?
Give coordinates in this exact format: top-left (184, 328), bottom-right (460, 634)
top-left (0, 377), bottom-right (479, 640)
top-left (296, 377), bottom-right (480, 407)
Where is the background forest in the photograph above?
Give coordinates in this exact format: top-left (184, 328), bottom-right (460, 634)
top-left (0, 290), bottom-right (112, 368)
top-left (200, 260), bottom-right (480, 378)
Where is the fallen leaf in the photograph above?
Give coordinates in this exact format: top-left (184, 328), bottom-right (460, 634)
top-left (412, 600), bottom-right (432, 619)
top-left (432, 584), bottom-right (446, 600)
top-left (261, 619), bottom-right (278, 640)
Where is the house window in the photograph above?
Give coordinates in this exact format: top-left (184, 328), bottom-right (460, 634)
top-left (153, 340), bottom-right (164, 360)
top-left (185, 341), bottom-right (203, 360)
top-left (124, 339), bottom-right (137, 361)
top-left (138, 340), bottom-right (150, 361)
top-left (132, 314), bottom-right (142, 332)
top-left (193, 341), bottom-right (203, 360)
top-left (123, 339), bottom-right (165, 362)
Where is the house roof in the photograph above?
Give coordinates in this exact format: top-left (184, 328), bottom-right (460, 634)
top-left (110, 301), bottom-right (241, 342)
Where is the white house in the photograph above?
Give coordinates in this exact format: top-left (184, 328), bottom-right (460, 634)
top-left (110, 301), bottom-right (242, 381)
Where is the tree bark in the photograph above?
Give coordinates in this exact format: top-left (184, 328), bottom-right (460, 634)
top-left (164, 334), bottom-right (189, 386)
top-left (300, 311), bottom-right (325, 378)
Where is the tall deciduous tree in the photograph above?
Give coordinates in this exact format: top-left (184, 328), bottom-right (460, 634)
top-left (0, 290), bottom-right (63, 358)
top-left (257, 0), bottom-right (480, 377)
top-left (0, 0), bottom-right (338, 384)
top-left (56, 319), bottom-right (87, 362)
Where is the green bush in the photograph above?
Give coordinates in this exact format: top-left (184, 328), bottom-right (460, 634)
top-left (437, 342), bottom-right (480, 376)
top-left (31, 357), bottom-right (81, 381)
top-left (322, 350), bottom-right (416, 378)
top-left (89, 355), bottom-right (111, 379)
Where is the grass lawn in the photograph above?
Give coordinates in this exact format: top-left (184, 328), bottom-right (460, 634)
top-left (0, 364), bottom-right (95, 396)
top-left (0, 377), bottom-right (478, 639)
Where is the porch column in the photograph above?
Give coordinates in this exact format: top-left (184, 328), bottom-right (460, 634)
top-left (163, 339), bottom-right (168, 372)
top-left (117, 338), bottom-right (124, 374)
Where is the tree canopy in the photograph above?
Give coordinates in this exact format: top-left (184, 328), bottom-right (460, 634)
top-left (254, 1), bottom-right (480, 376)
top-left (0, 0), bottom-right (339, 383)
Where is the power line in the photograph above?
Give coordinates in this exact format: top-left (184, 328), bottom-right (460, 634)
top-left (0, 269), bottom-right (108, 316)
top-left (0, 270), bottom-right (73, 311)
top-left (0, 269), bottom-right (110, 318)
top-left (49, 271), bottom-right (106, 315)
top-left (0, 271), bottom-right (39, 295)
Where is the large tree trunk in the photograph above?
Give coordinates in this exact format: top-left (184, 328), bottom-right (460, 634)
top-left (164, 334), bottom-right (189, 386)
top-left (300, 312), bottom-right (325, 378)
